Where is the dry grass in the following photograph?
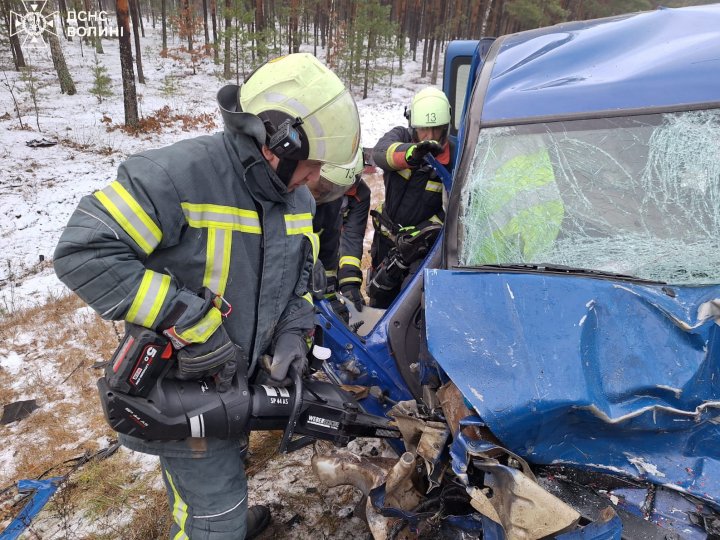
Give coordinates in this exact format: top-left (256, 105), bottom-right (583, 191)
top-left (0, 289), bottom-right (373, 539)
top-left (0, 292), bottom-right (119, 491)
top-left (246, 430), bottom-right (282, 476)
top-left (107, 106), bottom-right (217, 136)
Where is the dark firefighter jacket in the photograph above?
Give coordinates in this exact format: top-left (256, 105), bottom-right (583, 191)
top-left (313, 197), bottom-right (343, 294)
top-left (312, 178), bottom-right (371, 294)
top-left (53, 104), bottom-right (317, 458)
top-left (338, 179), bottom-right (371, 290)
top-left (372, 125), bottom-right (454, 232)
top-left (370, 126), bottom-right (454, 269)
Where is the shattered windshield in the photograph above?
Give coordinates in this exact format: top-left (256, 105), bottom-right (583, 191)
top-left (459, 110), bottom-right (720, 284)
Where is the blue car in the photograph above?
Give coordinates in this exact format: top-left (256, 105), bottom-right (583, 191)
top-left (315, 4), bottom-right (720, 539)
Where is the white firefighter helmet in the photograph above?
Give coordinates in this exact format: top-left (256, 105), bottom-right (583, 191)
top-left (239, 53), bottom-right (360, 166)
top-left (408, 87), bottom-right (451, 128)
top-left (310, 147), bottom-right (364, 204)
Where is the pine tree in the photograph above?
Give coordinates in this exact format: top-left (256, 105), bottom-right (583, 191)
top-left (48, 30), bottom-right (77, 95)
top-left (89, 55), bottom-right (113, 103)
top-left (116, 0), bottom-right (138, 126)
top-left (20, 65), bottom-right (41, 131)
top-left (161, 73), bottom-right (178, 97)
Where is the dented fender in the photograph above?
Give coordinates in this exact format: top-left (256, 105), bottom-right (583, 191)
top-left (425, 269), bottom-right (720, 508)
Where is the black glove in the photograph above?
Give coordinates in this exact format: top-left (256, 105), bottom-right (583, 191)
top-left (163, 287), bottom-right (237, 391)
top-left (340, 285), bottom-right (365, 312)
top-left (330, 295), bottom-right (350, 323)
top-left (260, 333), bottom-right (309, 386)
top-left (176, 331), bottom-right (238, 391)
top-left (405, 140), bottom-right (443, 168)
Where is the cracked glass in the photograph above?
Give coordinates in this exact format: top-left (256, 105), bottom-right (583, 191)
top-left (459, 110), bottom-right (720, 284)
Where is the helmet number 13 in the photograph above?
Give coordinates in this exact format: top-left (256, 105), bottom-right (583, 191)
top-left (425, 112), bottom-right (437, 123)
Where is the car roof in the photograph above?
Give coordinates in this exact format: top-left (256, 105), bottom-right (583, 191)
top-left (480, 5), bottom-right (720, 124)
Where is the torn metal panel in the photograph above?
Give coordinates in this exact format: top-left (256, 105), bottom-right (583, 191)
top-left (437, 382), bottom-right (505, 465)
top-left (0, 478), bottom-right (63, 540)
top-left (451, 424), bottom-right (580, 539)
top-left (311, 441), bottom-right (424, 540)
top-left (425, 269), bottom-right (720, 508)
top-left (388, 401), bottom-right (451, 489)
top-left (468, 460), bottom-right (580, 540)
top-left (555, 507), bottom-right (622, 540)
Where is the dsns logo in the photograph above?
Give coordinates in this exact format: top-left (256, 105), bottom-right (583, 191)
top-left (10, 0), bottom-right (58, 49)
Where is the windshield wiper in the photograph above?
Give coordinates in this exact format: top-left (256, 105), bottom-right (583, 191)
top-left (461, 263), bottom-right (666, 284)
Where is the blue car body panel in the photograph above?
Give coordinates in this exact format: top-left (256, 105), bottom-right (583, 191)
top-left (424, 269), bottom-right (720, 508)
top-left (480, 5), bottom-right (720, 124)
top-left (318, 4), bottom-right (720, 537)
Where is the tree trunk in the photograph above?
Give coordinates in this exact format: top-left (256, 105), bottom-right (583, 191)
top-left (480, 0), bottom-right (493, 37)
top-left (48, 31), bottom-right (77, 94)
top-left (255, 0), bottom-right (265, 60)
top-left (202, 0), bottom-right (209, 46)
top-left (430, 29), bottom-right (441, 84)
top-left (319, 0), bottom-right (326, 48)
top-left (58, 0), bottom-right (69, 38)
top-left (211, 0), bottom-right (218, 62)
top-left (427, 35), bottom-right (434, 73)
top-left (430, 1), bottom-right (447, 84)
top-left (420, 0), bottom-right (429, 78)
top-left (137, 0), bottom-right (144, 37)
top-left (116, 0), bottom-right (139, 126)
top-left (290, 0), bottom-right (299, 53)
top-left (222, 0), bottom-right (231, 79)
top-left (398, 0), bottom-right (409, 73)
top-left (81, 0), bottom-right (98, 50)
top-left (362, 27), bottom-right (374, 100)
top-left (1, 0), bottom-right (26, 68)
top-left (413, 0), bottom-right (424, 62)
top-left (313, 2), bottom-right (317, 57)
top-left (183, 0), bottom-right (192, 51)
top-left (94, 0), bottom-right (104, 52)
top-left (487, 0), bottom-right (500, 37)
top-left (129, 0), bottom-right (145, 83)
top-left (161, 0), bottom-right (167, 50)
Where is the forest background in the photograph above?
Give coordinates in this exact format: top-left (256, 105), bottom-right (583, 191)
top-left (0, 0), bottom-right (716, 538)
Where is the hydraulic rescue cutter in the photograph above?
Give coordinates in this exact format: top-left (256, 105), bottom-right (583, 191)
top-left (96, 326), bottom-right (400, 453)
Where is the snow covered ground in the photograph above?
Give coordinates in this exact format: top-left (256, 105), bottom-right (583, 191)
top-left (0, 20), bottom-right (441, 539)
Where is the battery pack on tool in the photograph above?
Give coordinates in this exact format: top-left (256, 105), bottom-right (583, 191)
top-left (106, 324), bottom-right (174, 397)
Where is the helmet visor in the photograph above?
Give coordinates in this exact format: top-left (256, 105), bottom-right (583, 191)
top-left (308, 177), bottom-right (351, 204)
top-left (303, 90), bottom-right (360, 166)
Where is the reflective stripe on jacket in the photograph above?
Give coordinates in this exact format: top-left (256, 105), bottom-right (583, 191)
top-left (54, 128), bottom-right (316, 457)
top-left (371, 125), bottom-right (454, 231)
top-left (338, 179), bottom-right (371, 289)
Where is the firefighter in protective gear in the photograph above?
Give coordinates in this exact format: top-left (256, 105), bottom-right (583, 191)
top-left (53, 53), bottom-right (360, 540)
top-left (338, 177), bottom-right (371, 311)
top-left (308, 148), bottom-right (369, 320)
top-left (369, 86), bottom-right (455, 308)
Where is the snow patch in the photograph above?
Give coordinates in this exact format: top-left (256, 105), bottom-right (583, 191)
top-left (468, 386), bottom-right (484, 402)
top-left (0, 351), bottom-right (24, 375)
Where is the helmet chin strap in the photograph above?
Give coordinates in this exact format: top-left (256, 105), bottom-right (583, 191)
top-left (276, 158), bottom-right (300, 186)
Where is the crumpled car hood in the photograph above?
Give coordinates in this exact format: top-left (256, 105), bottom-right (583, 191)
top-left (424, 269), bottom-right (720, 508)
